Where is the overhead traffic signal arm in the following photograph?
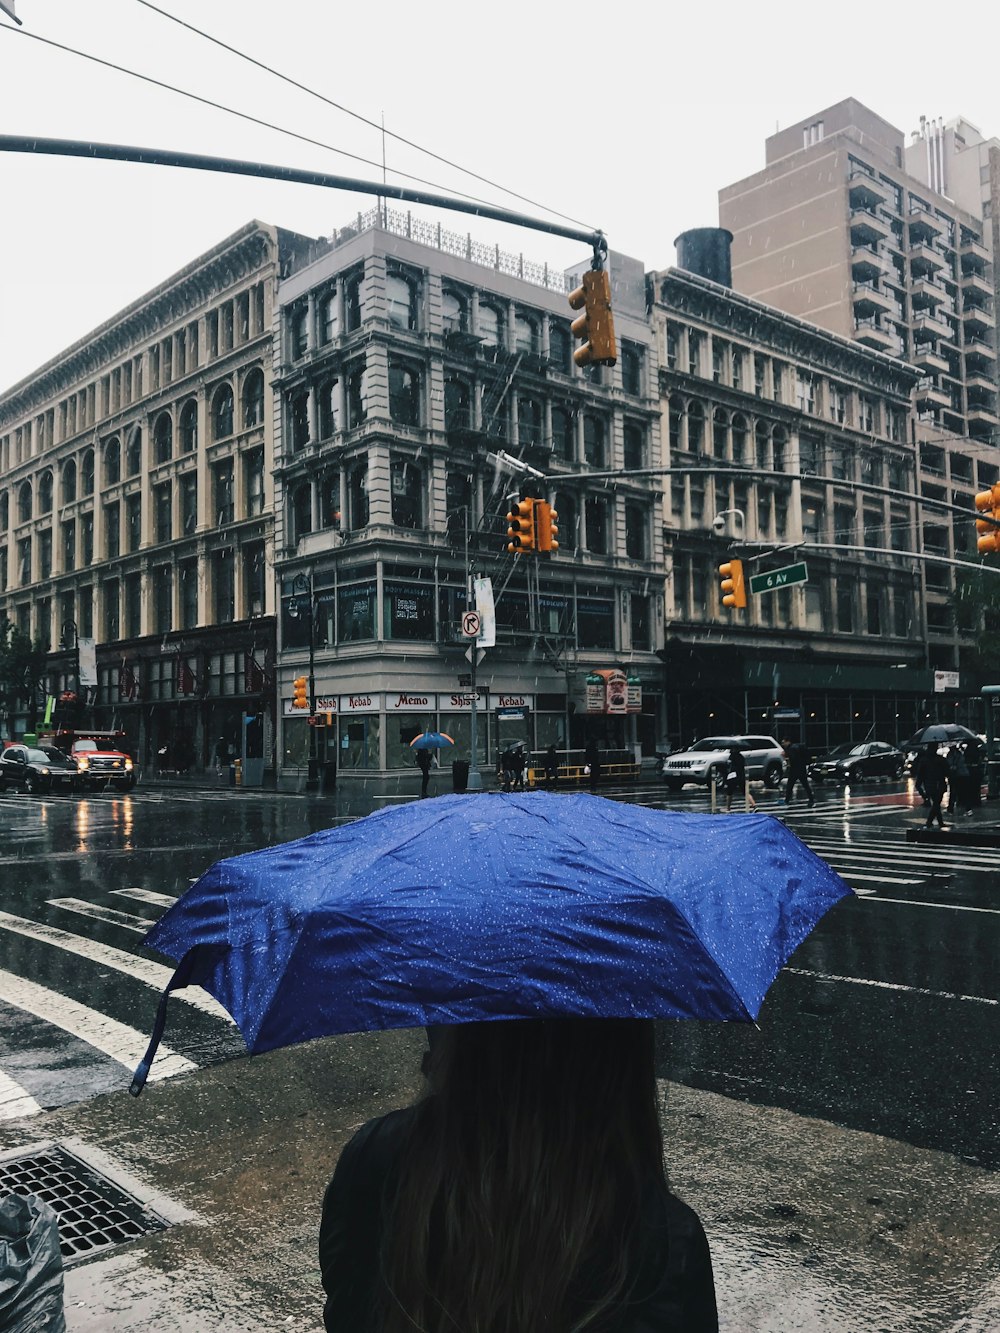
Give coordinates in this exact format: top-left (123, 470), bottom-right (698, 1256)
top-left (506, 497), bottom-right (537, 554)
top-left (975, 484), bottom-right (1000, 555)
top-left (719, 559), bottom-right (747, 610)
top-left (568, 268), bottom-right (617, 367)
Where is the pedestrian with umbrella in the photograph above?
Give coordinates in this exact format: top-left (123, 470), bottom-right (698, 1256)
top-left (917, 742), bottom-right (949, 829)
top-left (408, 732), bottom-right (454, 800)
top-left (130, 793), bottom-right (853, 1332)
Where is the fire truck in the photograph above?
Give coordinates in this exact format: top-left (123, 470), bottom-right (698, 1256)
top-left (38, 727), bottom-right (137, 791)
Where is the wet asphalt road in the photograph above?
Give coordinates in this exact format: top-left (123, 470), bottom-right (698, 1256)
top-left (0, 774), bottom-right (996, 1169)
top-left (1, 776), bottom-right (998, 1331)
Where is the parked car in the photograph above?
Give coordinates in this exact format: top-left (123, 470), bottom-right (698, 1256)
top-left (808, 741), bottom-right (904, 784)
top-left (661, 735), bottom-right (785, 791)
top-left (0, 743), bottom-right (82, 794)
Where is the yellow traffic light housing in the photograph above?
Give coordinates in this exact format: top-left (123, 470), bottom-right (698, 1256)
top-left (535, 500), bottom-right (559, 553)
top-left (506, 497), bottom-right (537, 553)
top-left (292, 675), bottom-right (309, 709)
top-left (568, 268), bottom-right (617, 367)
top-left (719, 559), bottom-right (747, 610)
top-left (975, 483), bottom-right (1000, 555)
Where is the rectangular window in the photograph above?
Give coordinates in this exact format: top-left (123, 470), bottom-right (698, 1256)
top-left (213, 548), bottom-right (235, 624)
top-left (39, 529), bottom-right (52, 579)
top-left (125, 573), bottom-right (142, 637)
top-left (630, 593), bottom-right (650, 651)
top-left (180, 558), bottom-right (199, 629)
top-left (155, 483), bottom-right (172, 543)
top-left (244, 450), bottom-right (265, 517)
top-left (78, 586), bottom-right (93, 638)
top-left (577, 594), bottom-right (615, 650)
top-left (155, 565), bottom-right (172, 634)
top-left (687, 331), bottom-right (702, 377)
top-left (62, 520), bottom-right (76, 572)
top-left (125, 493), bottom-right (141, 552)
top-left (213, 461), bottom-right (234, 526)
top-left (337, 580), bottom-right (376, 642)
top-left (18, 536), bottom-right (32, 585)
top-left (81, 512), bottom-right (94, 565)
top-left (103, 580), bottom-right (119, 641)
top-left (836, 585), bottom-right (854, 633)
top-left (382, 580), bottom-right (434, 640)
top-left (243, 542), bottom-right (266, 618)
top-left (181, 473), bottom-right (198, 535)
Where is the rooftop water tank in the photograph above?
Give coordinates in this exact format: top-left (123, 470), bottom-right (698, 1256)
top-left (674, 228), bottom-right (733, 287)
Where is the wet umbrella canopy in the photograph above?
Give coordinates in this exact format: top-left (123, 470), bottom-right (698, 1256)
top-left (409, 732), bottom-right (455, 750)
top-left (906, 724), bottom-right (980, 747)
top-left (130, 793), bottom-right (852, 1093)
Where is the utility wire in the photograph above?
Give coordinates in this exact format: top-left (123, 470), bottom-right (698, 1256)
top-left (0, 24), bottom-right (524, 216)
top-left (134, 0), bottom-right (593, 234)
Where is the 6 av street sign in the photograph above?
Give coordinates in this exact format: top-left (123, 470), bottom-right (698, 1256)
top-left (749, 561), bottom-right (809, 595)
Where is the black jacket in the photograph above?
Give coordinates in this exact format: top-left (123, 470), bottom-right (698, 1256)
top-left (320, 1106), bottom-right (718, 1333)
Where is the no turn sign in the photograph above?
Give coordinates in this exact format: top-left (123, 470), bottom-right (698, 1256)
top-left (461, 610), bottom-right (482, 638)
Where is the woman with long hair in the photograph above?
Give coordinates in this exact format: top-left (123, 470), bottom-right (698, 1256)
top-left (319, 1018), bottom-right (717, 1332)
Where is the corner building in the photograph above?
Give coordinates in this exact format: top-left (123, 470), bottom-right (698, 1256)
top-left (273, 208), bottom-right (663, 786)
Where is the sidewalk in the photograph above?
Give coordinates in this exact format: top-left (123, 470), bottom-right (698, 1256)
top-left (2, 1030), bottom-right (996, 1331)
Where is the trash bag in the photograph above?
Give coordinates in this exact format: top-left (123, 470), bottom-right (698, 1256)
top-left (0, 1193), bottom-right (66, 1333)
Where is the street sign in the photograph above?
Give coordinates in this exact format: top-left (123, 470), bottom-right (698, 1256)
top-left (461, 610), bottom-right (482, 638)
top-left (465, 646), bottom-right (486, 666)
top-left (749, 561), bottom-right (808, 595)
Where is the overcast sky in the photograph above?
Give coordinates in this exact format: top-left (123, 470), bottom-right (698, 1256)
top-left (2, 0), bottom-right (999, 395)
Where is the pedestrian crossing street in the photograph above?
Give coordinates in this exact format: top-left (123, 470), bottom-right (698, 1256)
top-left (0, 790), bottom-right (993, 1121)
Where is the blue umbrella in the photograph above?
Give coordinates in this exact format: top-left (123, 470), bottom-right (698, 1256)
top-left (130, 793), bottom-right (852, 1093)
top-left (409, 731), bottom-right (455, 750)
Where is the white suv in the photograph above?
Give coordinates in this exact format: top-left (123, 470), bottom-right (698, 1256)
top-left (661, 735), bottom-right (785, 791)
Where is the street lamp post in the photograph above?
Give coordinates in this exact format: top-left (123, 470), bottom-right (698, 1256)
top-left (292, 573), bottom-right (318, 791)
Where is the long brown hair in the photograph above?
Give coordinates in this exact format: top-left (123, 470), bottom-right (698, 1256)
top-left (378, 1019), bottom-right (667, 1332)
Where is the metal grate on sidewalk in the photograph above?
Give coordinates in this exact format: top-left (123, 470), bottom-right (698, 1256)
top-left (0, 1144), bottom-right (170, 1263)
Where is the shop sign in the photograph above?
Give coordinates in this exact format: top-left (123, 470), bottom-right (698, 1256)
top-left (315, 696), bottom-right (338, 713)
top-left (489, 694), bottom-right (534, 710)
top-left (387, 691), bottom-right (434, 711)
top-left (585, 673), bottom-right (605, 714)
top-left (626, 675), bottom-right (642, 714)
top-left (933, 670), bottom-right (960, 693)
top-left (497, 708), bottom-right (526, 720)
top-left (439, 688), bottom-right (489, 711)
top-left (338, 693), bottom-right (382, 713)
top-left (586, 670), bottom-right (627, 715)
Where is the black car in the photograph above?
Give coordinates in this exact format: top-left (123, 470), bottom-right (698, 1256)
top-left (808, 741), bottom-right (905, 785)
top-left (0, 743), bottom-right (82, 794)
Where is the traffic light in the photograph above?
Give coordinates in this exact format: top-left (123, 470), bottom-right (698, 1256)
top-left (567, 269), bottom-right (617, 367)
top-left (506, 497), bottom-right (537, 553)
top-left (719, 559), bottom-right (747, 610)
top-left (975, 483), bottom-right (1000, 554)
top-left (535, 501), bottom-right (559, 553)
top-left (292, 675), bottom-right (309, 709)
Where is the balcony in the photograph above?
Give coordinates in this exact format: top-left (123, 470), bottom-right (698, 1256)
top-left (852, 282), bottom-right (895, 317)
top-left (850, 245), bottom-right (892, 281)
top-left (854, 319), bottom-right (897, 352)
top-left (908, 206), bottom-right (944, 241)
top-left (959, 235), bottom-right (990, 267)
top-left (909, 243), bottom-right (947, 275)
top-left (850, 208), bottom-right (891, 245)
top-left (968, 407), bottom-right (999, 433)
top-left (848, 172), bottom-right (889, 211)
top-left (910, 277), bottom-right (945, 308)
top-left (961, 269), bottom-right (994, 300)
top-left (965, 339), bottom-right (997, 371)
top-left (911, 311), bottom-right (952, 341)
top-left (965, 373), bottom-right (997, 395)
top-left (915, 378), bottom-right (950, 410)
top-left (963, 305), bottom-right (996, 335)
top-left (912, 345), bottom-right (950, 374)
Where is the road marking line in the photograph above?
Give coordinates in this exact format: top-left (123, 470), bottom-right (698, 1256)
top-left (785, 966), bottom-right (999, 1006)
top-left (0, 968), bottom-right (195, 1080)
top-left (48, 899), bottom-right (155, 933)
top-left (859, 897), bottom-right (1000, 916)
top-left (0, 1068), bottom-right (42, 1119)
top-left (838, 872), bottom-right (922, 884)
top-left (111, 888), bottom-right (178, 907)
top-left (0, 911), bottom-right (230, 1021)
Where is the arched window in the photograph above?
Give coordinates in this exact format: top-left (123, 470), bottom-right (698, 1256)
top-left (291, 482), bottom-right (312, 542)
top-left (38, 470), bottom-right (53, 514)
top-left (345, 271), bottom-right (364, 332)
top-left (61, 459), bottom-right (77, 505)
top-left (514, 313), bottom-right (539, 356)
top-left (549, 323), bottom-right (572, 373)
top-left (180, 400), bottom-right (198, 454)
top-left (386, 271), bottom-right (418, 331)
top-left (242, 369), bottom-right (264, 429)
top-left (320, 290), bottom-right (339, 344)
top-left (126, 428), bottom-right (142, 476)
top-left (583, 415), bottom-right (606, 467)
top-left (517, 395), bottom-right (543, 446)
top-left (712, 408), bottom-right (728, 457)
top-left (687, 401), bottom-right (705, 453)
top-left (290, 391), bottom-right (310, 451)
top-left (318, 379), bottom-right (340, 439)
top-left (153, 412), bottom-right (173, 464)
top-left (389, 363), bottom-right (421, 427)
top-left (551, 406), bottom-right (575, 461)
top-left (81, 449), bottom-right (94, 496)
top-left (18, 482), bottom-right (31, 524)
top-left (478, 303), bottom-right (503, 352)
top-left (444, 377), bottom-right (471, 432)
top-left (442, 289), bottom-right (468, 336)
top-left (212, 384), bottom-right (234, 440)
top-left (731, 415), bottom-right (747, 464)
top-left (348, 462), bottom-right (369, 529)
top-left (104, 438), bottom-right (120, 486)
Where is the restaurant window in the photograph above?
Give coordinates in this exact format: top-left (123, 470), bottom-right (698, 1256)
top-left (337, 577), bottom-right (376, 641)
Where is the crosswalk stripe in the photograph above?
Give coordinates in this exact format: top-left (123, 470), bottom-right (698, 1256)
top-left (860, 897), bottom-right (1000, 916)
top-left (112, 888), bottom-right (179, 908)
top-left (0, 911), bottom-right (230, 1021)
top-left (48, 899), bottom-right (154, 933)
top-left (785, 967), bottom-right (999, 1006)
top-left (0, 968), bottom-right (194, 1081)
top-left (838, 872), bottom-right (922, 884)
top-left (0, 1068), bottom-right (42, 1119)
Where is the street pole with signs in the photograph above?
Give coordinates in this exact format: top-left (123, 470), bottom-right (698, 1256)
top-left (292, 572), bottom-right (318, 790)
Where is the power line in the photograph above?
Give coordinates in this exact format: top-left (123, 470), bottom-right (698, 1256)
top-left (133, 0), bottom-right (593, 235)
top-left (0, 24), bottom-right (527, 217)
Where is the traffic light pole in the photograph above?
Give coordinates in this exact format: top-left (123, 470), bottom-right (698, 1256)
top-left (293, 572), bottom-right (318, 790)
top-left (464, 510), bottom-right (483, 791)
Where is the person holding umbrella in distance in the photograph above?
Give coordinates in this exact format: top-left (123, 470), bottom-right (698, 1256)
top-left (409, 731), bottom-right (454, 800)
top-left (130, 793), bottom-right (854, 1332)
